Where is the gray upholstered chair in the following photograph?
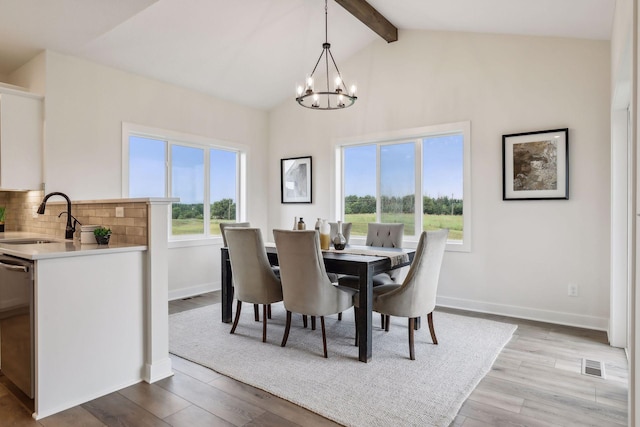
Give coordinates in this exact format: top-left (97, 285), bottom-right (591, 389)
top-left (225, 228), bottom-right (283, 343)
top-left (219, 221), bottom-right (251, 246)
top-left (338, 222), bottom-right (405, 289)
top-left (221, 221), bottom-right (279, 320)
top-left (372, 229), bottom-right (448, 360)
top-left (273, 229), bottom-right (358, 358)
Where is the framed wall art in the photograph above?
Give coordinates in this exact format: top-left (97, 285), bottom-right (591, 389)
top-left (281, 156), bottom-right (312, 203)
top-left (502, 128), bottom-right (569, 200)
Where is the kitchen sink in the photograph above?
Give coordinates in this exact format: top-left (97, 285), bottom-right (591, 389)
top-left (0, 239), bottom-right (55, 245)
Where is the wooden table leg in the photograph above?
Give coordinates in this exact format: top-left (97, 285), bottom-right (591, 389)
top-left (357, 264), bottom-right (374, 362)
top-left (221, 248), bottom-right (233, 323)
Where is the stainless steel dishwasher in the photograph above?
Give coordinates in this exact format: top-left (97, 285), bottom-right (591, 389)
top-left (0, 254), bottom-right (34, 399)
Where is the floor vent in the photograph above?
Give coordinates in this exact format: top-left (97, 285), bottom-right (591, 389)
top-left (582, 358), bottom-right (605, 379)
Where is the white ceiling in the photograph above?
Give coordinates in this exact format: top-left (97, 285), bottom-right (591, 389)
top-left (0, 0), bottom-right (615, 110)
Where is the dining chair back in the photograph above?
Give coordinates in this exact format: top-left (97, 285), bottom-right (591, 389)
top-left (338, 222), bottom-right (405, 291)
top-left (225, 227), bottom-right (282, 342)
top-left (219, 222), bottom-right (250, 247)
top-left (372, 229), bottom-right (448, 359)
top-left (273, 229), bottom-right (357, 357)
top-left (366, 222), bottom-right (404, 248)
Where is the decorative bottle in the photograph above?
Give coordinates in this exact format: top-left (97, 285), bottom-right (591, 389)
top-left (293, 216), bottom-right (298, 230)
top-left (297, 217), bottom-right (306, 230)
top-left (333, 220), bottom-right (347, 250)
top-left (319, 219), bottom-right (331, 250)
top-left (314, 218), bottom-right (322, 231)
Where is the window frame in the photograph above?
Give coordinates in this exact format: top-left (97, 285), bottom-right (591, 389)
top-left (334, 121), bottom-right (471, 252)
top-left (122, 122), bottom-right (247, 242)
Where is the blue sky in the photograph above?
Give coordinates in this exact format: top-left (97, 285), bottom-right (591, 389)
top-left (129, 136), bottom-right (237, 204)
top-left (344, 134), bottom-right (464, 199)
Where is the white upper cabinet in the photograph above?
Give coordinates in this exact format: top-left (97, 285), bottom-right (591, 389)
top-left (0, 88), bottom-right (43, 190)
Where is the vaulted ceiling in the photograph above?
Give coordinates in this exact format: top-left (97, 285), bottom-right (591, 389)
top-left (0, 0), bottom-right (615, 110)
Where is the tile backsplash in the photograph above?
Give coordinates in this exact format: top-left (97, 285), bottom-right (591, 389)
top-left (0, 190), bottom-right (148, 245)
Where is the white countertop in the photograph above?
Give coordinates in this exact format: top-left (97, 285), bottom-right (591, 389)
top-left (0, 232), bottom-right (147, 260)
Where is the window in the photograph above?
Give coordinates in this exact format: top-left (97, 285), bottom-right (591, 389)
top-left (123, 123), bottom-right (244, 239)
top-left (337, 122), bottom-right (470, 251)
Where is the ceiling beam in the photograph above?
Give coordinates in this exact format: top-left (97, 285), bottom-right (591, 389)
top-left (334, 0), bottom-right (398, 43)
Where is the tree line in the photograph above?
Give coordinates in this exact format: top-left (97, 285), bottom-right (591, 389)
top-left (345, 195), bottom-right (462, 215)
top-left (172, 198), bottom-right (236, 220)
top-left (172, 195), bottom-right (461, 220)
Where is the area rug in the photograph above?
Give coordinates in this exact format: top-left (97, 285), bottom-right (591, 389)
top-left (169, 303), bottom-right (516, 427)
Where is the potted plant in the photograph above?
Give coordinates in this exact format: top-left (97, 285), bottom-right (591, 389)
top-left (0, 207), bottom-right (5, 233)
top-left (93, 226), bottom-right (112, 245)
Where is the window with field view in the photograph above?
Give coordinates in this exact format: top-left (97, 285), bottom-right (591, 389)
top-left (126, 127), bottom-right (242, 239)
top-left (339, 122), bottom-right (470, 250)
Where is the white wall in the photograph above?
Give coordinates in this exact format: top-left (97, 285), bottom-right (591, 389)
top-left (269, 30), bottom-right (611, 330)
top-left (9, 50), bottom-right (271, 298)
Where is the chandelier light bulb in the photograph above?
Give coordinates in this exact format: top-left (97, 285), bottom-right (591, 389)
top-left (296, 85), bottom-right (304, 96)
top-left (306, 76), bottom-right (314, 91)
top-left (349, 85), bottom-right (357, 97)
top-left (334, 76), bottom-right (342, 90)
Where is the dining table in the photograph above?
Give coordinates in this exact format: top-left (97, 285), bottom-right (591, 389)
top-left (220, 243), bottom-right (416, 363)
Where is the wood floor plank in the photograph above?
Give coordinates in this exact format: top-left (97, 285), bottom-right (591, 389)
top-left (457, 399), bottom-right (555, 427)
top-left (466, 387), bottom-right (524, 413)
top-left (520, 398), bottom-right (626, 427)
top-left (82, 392), bottom-right (170, 426)
top-left (477, 373), bottom-right (627, 425)
top-left (155, 370), bottom-right (266, 426)
top-left (0, 393), bottom-right (41, 427)
top-left (118, 382), bottom-right (192, 419)
top-left (39, 406), bottom-right (106, 427)
top-left (163, 405), bottom-right (235, 427)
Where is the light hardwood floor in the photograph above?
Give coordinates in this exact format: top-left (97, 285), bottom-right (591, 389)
top-left (0, 292), bottom-right (628, 426)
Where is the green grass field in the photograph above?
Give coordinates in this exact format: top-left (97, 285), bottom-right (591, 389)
top-left (172, 215), bottom-right (462, 240)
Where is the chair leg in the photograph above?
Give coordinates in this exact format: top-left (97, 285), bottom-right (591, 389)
top-left (321, 316), bottom-right (328, 358)
top-left (354, 307), bottom-right (359, 346)
top-left (338, 312), bottom-right (342, 321)
top-left (380, 313), bottom-right (385, 330)
top-left (254, 304), bottom-right (259, 321)
top-left (262, 304), bottom-right (268, 343)
top-left (427, 312), bottom-right (438, 345)
top-left (303, 315), bottom-right (308, 328)
top-left (408, 317), bottom-right (416, 360)
top-left (311, 316), bottom-right (316, 331)
top-left (230, 300), bottom-right (242, 334)
top-left (385, 315), bottom-right (390, 332)
top-left (281, 310), bottom-right (292, 347)
top-left (267, 304), bottom-right (272, 319)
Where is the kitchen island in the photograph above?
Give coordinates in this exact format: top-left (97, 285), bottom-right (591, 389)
top-left (0, 232), bottom-right (149, 419)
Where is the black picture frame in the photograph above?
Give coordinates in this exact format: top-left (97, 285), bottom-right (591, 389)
top-left (281, 156), bottom-right (312, 204)
top-left (502, 128), bottom-right (569, 200)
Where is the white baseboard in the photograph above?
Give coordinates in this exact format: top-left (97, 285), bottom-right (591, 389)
top-left (169, 282), bottom-right (219, 301)
top-left (144, 357), bottom-right (174, 383)
top-left (436, 295), bottom-right (609, 332)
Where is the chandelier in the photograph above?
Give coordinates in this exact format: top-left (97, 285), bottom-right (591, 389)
top-left (296, 0), bottom-right (357, 110)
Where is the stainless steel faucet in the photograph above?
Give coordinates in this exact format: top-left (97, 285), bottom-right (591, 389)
top-left (37, 192), bottom-right (81, 239)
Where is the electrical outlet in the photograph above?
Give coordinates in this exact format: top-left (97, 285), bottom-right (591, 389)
top-left (115, 207), bottom-right (124, 218)
top-left (568, 283), bottom-right (578, 297)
